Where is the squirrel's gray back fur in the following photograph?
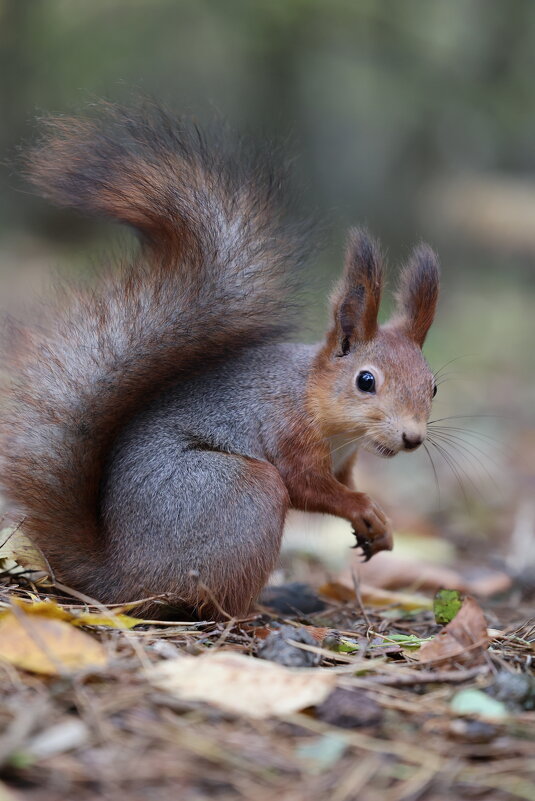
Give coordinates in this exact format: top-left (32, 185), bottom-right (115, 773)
top-left (100, 343), bottom-right (316, 609)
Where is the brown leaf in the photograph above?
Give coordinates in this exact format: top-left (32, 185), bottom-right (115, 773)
top-left (244, 625), bottom-right (272, 640)
top-left (301, 626), bottom-right (331, 643)
top-left (417, 595), bottom-right (489, 667)
top-left (350, 551), bottom-right (467, 592)
top-left (318, 581), bottom-right (356, 603)
top-left (249, 623), bottom-right (330, 645)
top-left (462, 569), bottom-right (512, 597)
top-left (343, 549), bottom-right (511, 598)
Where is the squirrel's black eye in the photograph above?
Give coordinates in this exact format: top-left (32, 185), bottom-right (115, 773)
top-left (357, 371), bottom-right (376, 393)
top-left (432, 383), bottom-right (437, 398)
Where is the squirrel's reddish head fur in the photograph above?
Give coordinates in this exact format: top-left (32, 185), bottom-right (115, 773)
top-left (309, 229), bottom-right (440, 457)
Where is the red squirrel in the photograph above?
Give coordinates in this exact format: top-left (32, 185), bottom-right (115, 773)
top-left (0, 103), bottom-right (439, 618)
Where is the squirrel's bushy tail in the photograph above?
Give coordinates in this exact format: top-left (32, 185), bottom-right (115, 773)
top-left (0, 102), bottom-right (310, 592)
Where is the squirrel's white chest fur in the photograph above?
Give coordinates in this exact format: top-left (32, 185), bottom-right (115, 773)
top-left (329, 433), bottom-right (359, 474)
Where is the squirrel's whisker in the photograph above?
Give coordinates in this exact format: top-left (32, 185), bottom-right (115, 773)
top-left (428, 423), bottom-right (505, 449)
top-left (428, 424), bottom-right (506, 470)
top-left (428, 428), bottom-right (502, 469)
top-left (429, 426), bottom-right (496, 456)
top-left (428, 431), bottom-right (499, 491)
top-left (427, 436), bottom-right (487, 503)
top-left (427, 439), bottom-right (471, 504)
top-left (423, 441), bottom-right (441, 507)
top-left (432, 355), bottom-right (470, 380)
top-left (429, 413), bottom-right (503, 425)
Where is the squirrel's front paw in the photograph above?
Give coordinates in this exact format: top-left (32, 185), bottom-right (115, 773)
top-left (350, 494), bottom-right (392, 561)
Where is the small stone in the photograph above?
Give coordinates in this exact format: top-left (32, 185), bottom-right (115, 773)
top-left (449, 718), bottom-right (499, 744)
top-left (488, 670), bottom-right (535, 711)
top-left (315, 687), bottom-right (383, 729)
top-left (257, 625), bottom-right (320, 667)
top-left (259, 583), bottom-right (327, 616)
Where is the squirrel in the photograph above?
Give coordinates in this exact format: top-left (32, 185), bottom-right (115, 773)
top-left (0, 103), bottom-right (440, 619)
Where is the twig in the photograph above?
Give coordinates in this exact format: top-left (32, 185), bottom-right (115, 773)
top-left (351, 565), bottom-right (371, 629)
top-left (348, 665), bottom-right (489, 686)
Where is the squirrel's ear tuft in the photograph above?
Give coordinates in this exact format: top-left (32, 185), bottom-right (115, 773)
top-left (393, 244), bottom-right (440, 347)
top-left (328, 227), bottom-right (383, 355)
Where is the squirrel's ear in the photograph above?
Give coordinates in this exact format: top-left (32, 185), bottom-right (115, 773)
top-left (393, 244), bottom-right (440, 347)
top-left (328, 228), bottom-right (383, 356)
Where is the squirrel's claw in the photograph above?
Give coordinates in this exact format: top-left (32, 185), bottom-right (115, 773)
top-left (351, 530), bottom-right (373, 561)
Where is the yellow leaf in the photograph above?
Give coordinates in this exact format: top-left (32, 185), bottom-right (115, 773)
top-left (11, 598), bottom-right (72, 620)
top-left (319, 580), bottom-right (432, 611)
top-left (70, 612), bottom-right (142, 629)
top-left (150, 651), bottom-right (336, 719)
top-left (10, 598), bottom-right (142, 629)
top-left (0, 611), bottom-right (107, 675)
top-left (359, 584), bottom-right (433, 611)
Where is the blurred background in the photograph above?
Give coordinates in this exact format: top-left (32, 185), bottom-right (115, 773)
top-left (1, 0), bottom-right (533, 585)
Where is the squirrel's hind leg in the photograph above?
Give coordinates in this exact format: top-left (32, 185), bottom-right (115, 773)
top-left (101, 449), bottom-right (289, 619)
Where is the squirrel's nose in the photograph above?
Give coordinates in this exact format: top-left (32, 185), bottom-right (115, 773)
top-left (402, 432), bottom-right (423, 451)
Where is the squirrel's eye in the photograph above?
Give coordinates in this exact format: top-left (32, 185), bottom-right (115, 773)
top-left (432, 383), bottom-right (437, 398)
top-left (357, 371), bottom-right (376, 393)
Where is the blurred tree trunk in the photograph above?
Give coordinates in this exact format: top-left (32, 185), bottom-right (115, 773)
top-left (0, 0), bottom-right (43, 225)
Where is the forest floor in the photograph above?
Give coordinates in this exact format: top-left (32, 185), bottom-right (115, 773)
top-left (0, 510), bottom-right (533, 801)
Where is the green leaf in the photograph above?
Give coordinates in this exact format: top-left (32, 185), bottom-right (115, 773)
top-left (335, 637), bottom-right (360, 653)
top-left (450, 689), bottom-right (508, 720)
top-left (385, 634), bottom-right (432, 649)
top-left (434, 589), bottom-right (463, 624)
top-left (329, 634), bottom-right (432, 653)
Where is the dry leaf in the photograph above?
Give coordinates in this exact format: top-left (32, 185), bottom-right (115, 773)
top-left (246, 624), bottom-right (330, 644)
top-left (319, 580), bottom-right (432, 611)
top-left (343, 550), bottom-right (511, 598)
top-left (8, 597), bottom-right (142, 630)
top-left (300, 626), bottom-right (331, 643)
top-left (150, 651), bottom-right (336, 719)
top-left (0, 526), bottom-right (52, 582)
top-left (461, 570), bottom-right (512, 597)
top-left (71, 612), bottom-right (143, 629)
top-left (350, 551), bottom-right (467, 592)
top-left (7, 599), bottom-right (72, 621)
top-left (318, 581), bottom-right (356, 603)
top-left (0, 610), bottom-right (107, 675)
top-left (26, 719), bottom-right (89, 759)
top-left (359, 584), bottom-right (433, 610)
top-left (417, 595), bottom-right (489, 667)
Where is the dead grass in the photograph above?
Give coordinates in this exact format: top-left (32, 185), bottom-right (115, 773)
top-left (0, 567), bottom-right (533, 801)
